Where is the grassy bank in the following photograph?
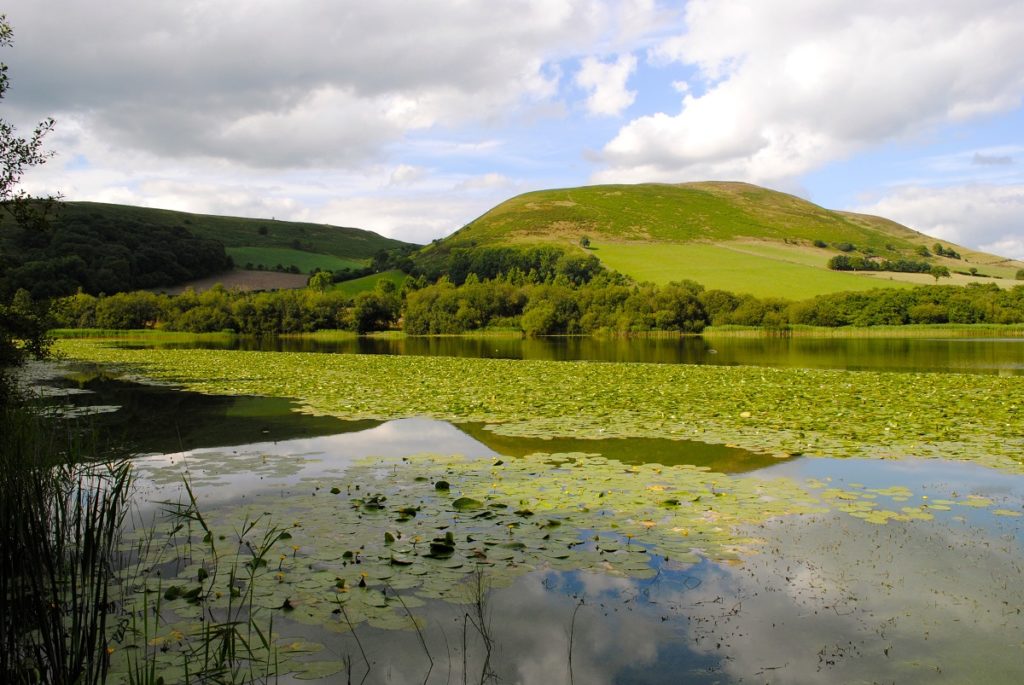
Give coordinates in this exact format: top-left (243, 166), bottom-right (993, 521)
top-left (704, 323), bottom-right (1024, 338)
top-left (49, 328), bottom-right (237, 340)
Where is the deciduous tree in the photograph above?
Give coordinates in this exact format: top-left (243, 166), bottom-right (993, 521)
top-left (0, 15), bottom-right (56, 402)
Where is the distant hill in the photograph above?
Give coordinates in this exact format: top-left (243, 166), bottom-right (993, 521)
top-left (1, 201), bottom-right (417, 298)
top-left (63, 202), bottom-right (415, 272)
top-left (0, 202), bottom-right (232, 298)
top-left (425, 182), bottom-right (1023, 299)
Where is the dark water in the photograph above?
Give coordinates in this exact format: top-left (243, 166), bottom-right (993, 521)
top-left (36, 368), bottom-right (1024, 684)
top-left (116, 333), bottom-right (1024, 374)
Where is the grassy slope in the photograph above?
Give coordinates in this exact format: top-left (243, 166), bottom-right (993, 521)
top-left (593, 242), bottom-right (917, 299)
top-left (225, 247), bottom-right (364, 273)
top-left (61, 201), bottom-right (415, 260)
top-left (330, 270), bottom-right (408, 296)
top-left (430, 181), bottom-right (1023, 298)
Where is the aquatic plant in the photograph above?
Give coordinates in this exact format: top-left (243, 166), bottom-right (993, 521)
top-left (56, 340), bottom-right (1024, 473)
top-left (0, 402), bottom-right (132, 685)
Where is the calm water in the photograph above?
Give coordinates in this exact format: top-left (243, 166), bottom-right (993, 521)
top-left (36, 369), bottom-right (1024, 684)
top-left (118, 334), bottom-right (1024, 374)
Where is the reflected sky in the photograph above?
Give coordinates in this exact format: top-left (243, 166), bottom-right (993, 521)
top-left (268, 504), bottom-right (1024, 684)
top-left (122, 418), bottom-right (1024, 684)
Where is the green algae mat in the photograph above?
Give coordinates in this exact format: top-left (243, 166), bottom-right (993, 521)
top-left (57, 340), bottom-right (1024, 473)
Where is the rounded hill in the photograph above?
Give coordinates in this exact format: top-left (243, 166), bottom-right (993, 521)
top-left (427, 182), bottom-right (1023, 299)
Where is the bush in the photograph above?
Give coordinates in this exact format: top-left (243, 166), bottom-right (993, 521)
top-left (828, 255), bottom-right (853, 271)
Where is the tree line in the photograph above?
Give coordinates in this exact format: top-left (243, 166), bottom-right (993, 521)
top-left (51, 283), bottom-right (401, 334)
top-left (49, 272), bottom-right (1024, 336)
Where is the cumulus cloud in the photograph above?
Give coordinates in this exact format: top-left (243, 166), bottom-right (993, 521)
top-left (596, 0), bottom-right (1024, 184)
top-left (852, 184), bottom-right (1024, 260)
top-left (575, 53), bottom-right (638, 116)
top-left (4, 0), bottom-right (612, 168)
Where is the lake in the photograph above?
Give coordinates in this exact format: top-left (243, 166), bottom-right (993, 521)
top-left (36, 336), bottom-right (1024, 684)
top-left (114, 332), bottom-right (1024, 375)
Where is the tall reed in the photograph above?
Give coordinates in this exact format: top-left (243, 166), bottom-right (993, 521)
top-left (0, 400), bottom-right (133, 685)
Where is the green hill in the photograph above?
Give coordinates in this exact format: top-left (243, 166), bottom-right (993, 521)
top-left (1, 202), bottom-right (232, 299)
top-left (1, 201), bottom-right (417, 298)
top-left (427, 182), bottom-right (1023, 299)
top-left (63, 201), bottom-right (414, 266)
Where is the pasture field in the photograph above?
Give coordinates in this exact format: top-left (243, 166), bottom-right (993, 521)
top-left (226, 246), bottom-right (365, 273)
top-left (593, 241), bottom-right (918, 298)
top-left (330, 269), bottom-right (408, 296)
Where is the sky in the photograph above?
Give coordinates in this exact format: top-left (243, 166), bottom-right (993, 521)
top-left (3, 0), bottom-right (1024, 258)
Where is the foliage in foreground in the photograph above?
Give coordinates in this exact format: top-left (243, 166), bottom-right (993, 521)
top-left (0, 402), bottom-right (132, 685)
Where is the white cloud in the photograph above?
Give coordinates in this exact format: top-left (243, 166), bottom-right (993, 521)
top-left (314, 195), bottom-right (485, 245)
top-left (596, 0), bottom-right (1024, 184)
top-left (852, 184), bottom-right (1024, 260)
top-left (388, 165), bottom-right (427, 187)
top-left (4, 0), bottom-right (612, 168)
top-left (575, 53), bottom-right (638, 116)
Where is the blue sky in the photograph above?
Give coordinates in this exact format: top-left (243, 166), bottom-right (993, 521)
top-left (4, 0), bottom-right (1024, 257)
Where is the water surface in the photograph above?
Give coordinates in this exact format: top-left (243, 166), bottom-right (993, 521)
top-left (115, 333), bottom-right (1024, 374)
top-left (34, 362), bottom-right (1024, 684)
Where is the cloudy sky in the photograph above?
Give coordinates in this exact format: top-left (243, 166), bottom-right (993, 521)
top-left (4, 0), bottom-right (1024, 257)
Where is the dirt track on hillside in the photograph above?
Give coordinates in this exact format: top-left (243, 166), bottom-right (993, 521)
top-left (157, 270), bottom-right (308, 294)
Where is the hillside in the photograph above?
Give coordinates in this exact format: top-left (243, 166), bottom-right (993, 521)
top-left (0, 201), bottom-right (416, 298)
top-left (62, 202), bottom-right (414, 271)
top-left (428, 182), bottom-right (1023, 299)
top-left (0, 202), bottom-right (231, 299)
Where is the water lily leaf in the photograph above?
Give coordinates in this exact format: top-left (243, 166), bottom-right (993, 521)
top-left (452, 497), bottom-right (483, 511)
top-left (290, 660), bottom-right (345, 680)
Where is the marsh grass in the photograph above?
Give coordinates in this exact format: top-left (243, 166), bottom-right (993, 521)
top-left (0, 400), bottom-right (132, 685)
top-left (48, 329), bottom-right (236, 341)
top-left (0, 394), bottom-right (284, 685)
top-left (117, 477), bottom-right (288, 685)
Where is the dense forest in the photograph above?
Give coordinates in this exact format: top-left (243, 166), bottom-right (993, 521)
top-left (0, 204), bottom-right (233, 299)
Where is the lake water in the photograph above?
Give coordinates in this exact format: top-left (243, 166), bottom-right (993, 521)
top-left (117, 333), bottom-right (1024, 375)
top-left (35, 345), bottom-right (1024, 684)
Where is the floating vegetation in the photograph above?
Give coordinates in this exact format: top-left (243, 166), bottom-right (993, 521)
top-left (108, 447), bottom-right (1023, 682)
top-left (56, 340), bottom-right (1024, 473)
